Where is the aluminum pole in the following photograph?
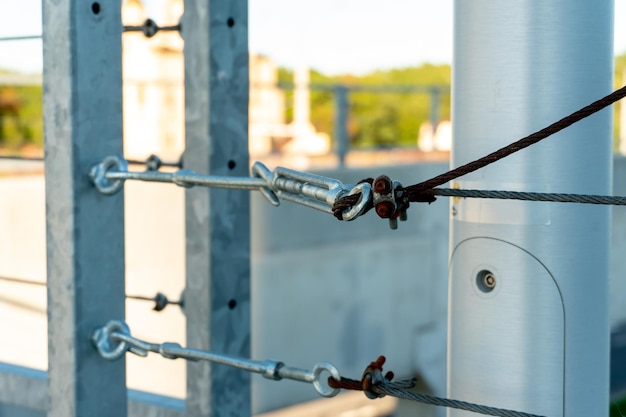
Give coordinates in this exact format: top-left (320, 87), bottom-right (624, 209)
top-left (449, 2), bottom-right (613, 416)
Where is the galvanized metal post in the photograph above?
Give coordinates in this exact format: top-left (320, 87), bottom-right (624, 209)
top-left (334, 85), bottom-right (349, 167)
top-left (449, 2), bottom-right (613, 416)
top-left (43, 1), bottom-right (126, 417)
top-left (182, 1), bottom-right (251, 416)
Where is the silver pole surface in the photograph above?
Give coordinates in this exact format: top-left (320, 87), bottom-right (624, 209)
top-left (43, 1), bottom-right (126, 416)
top-left (182, 1), bottom-right (251, 416)
top-left (334, 86), bottom-right (349, 167)
top-left (449, 2), bottom-right (613, 416)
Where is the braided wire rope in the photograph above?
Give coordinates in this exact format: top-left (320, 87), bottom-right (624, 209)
top-left (432, 188), bottom-right (626, 205)
top-left (0, 35), bottom-right (42, 42)
top-left (404, 84), bottom-right (626, 195)
top-left (328, 356), bottom-right (544, 417)
top-left (331, 84), bottom-right (626, 217)
top-left (0, 275), bottom-right (46, 286)
top-left (375, 383), bottom-right (544, 417)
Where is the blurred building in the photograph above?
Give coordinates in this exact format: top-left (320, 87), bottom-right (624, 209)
top-left (417, 120), bottom-right (451, 152)
top-left (122, 0), bottom-right (184, 161)
top-left (122, 0), bottom-right (330, 161)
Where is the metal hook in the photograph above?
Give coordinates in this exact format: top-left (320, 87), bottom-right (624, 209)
top-left (341, 182), bottom-right (372, 221)
top-left (92, 320), bottom-right (132, 360)
top-left (311, 362), bottom-right (341, 397)
top-left (89, 156), bottom-right (128, 195)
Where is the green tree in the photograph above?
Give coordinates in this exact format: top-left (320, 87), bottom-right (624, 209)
top-left (0, 70), bottom-right (43, 151)
top-left (279, 63), bottom-right (452, 149)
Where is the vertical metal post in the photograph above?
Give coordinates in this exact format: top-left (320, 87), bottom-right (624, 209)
top-left (449, 2), bottom-right (613, 416)
top-left (334, 85), bottom-right (349, 167)
top-left (182, 1), bottom-right (251, 416)
top-left (43, 1), bottom-right (126, 417)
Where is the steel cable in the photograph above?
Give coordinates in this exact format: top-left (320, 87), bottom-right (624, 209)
top-left (432, 188), bottom-right (626, 205)
top-left (374, 383), bottom-right (544, 417)
top-left (0, 35), bottom-right (41, 42)
top-left (328, 356), bottom-right (544, 417)
top-left (404, 84), bottom-right (626, 195)
top-left (332, 84), bottom-right (626, 219)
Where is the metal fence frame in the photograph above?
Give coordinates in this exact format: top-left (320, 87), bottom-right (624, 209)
top-left (0, 0), bottom-right (250, 416)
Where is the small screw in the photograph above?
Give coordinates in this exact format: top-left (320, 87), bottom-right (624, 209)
top-left (476, 270), bottom-right (497, 293)
top-left (483, 273), bottom-right (496, 289)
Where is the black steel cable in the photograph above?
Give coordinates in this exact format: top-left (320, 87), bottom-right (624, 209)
top-left (126, 292), bottom-right (183, 312)
top-left (0, 276), bottom-right (179, 312)
top-left (0, 275), bottom-right (45, 286)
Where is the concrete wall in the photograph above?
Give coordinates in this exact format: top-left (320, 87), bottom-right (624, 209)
top-left (1, 158), bottom-right (626, 414)
top-left (612, 156), bottom-right (626, 324)
top-left (251, 162), bottom-right (449, 413)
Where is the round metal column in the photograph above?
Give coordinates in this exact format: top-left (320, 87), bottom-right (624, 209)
top-left (449, 2), bottom-right (613, 416)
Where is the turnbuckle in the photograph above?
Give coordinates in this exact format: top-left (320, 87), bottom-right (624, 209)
top-left (92, 320), bottom-right (341, 397)
top-left (89, 156), bottom-right (376, 223)
top-left (251, 162), bottom-right (371, 221)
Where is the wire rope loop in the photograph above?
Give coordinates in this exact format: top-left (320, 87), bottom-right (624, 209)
top-left (92, 320), bottom-right (131, 360)
top-left (311, 362), bottom-right (341, 398)
top-left (341, 182), bottom-right (372, 221)
top-left (89, 156), bottom-right (128, 195)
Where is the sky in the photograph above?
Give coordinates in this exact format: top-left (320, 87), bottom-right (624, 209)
top-left (1, 0), bottom-right (626, 76)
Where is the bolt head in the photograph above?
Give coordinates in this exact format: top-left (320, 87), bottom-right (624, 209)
top-left (375, 201), bottom-right (396, 218)
top-left (373, 175), bottom-right (392, 194)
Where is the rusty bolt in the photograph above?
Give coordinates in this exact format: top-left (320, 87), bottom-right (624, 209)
top-left (373, 356), bottom-right (386, 368)
top-left (373, 175), bottom-right (392, 195)
top-left (375, 201), bottom-right (396, 218)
